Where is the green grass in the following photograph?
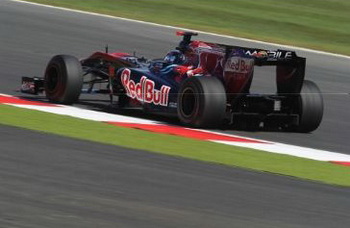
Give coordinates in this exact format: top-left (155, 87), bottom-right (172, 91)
top-left (25, 0), bottom-right (350, 55)
top-left (1, 104), bottom-right (350, 187)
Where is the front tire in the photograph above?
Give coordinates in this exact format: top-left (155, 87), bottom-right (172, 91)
top-left (177, 76), bottom-right (227, 128)
top-left (44, 55), bottom-right (83, 104)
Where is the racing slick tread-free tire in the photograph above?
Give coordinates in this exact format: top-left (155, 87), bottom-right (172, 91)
top-left (177, 76), bottom-right (226, 128)
top-left (44, 55), bottom-right (83, 104)
top-left (295, 80), bottom-right (323, 133)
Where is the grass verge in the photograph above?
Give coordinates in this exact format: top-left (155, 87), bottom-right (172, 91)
top-left (1, 104), bottom-right (350, 187)
top-left (24, 0), bottom-right (350, 55)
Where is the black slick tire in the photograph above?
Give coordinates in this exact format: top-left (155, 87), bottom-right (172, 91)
top-left (177, 76), bottom-right (226, 128)
top-left (44, 55), bottom-right (83, 104)
top-left (296, 80), bottom-right (323, 132)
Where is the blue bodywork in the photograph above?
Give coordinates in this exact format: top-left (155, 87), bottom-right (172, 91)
top-left (116, 62), bottom-right (183, 114)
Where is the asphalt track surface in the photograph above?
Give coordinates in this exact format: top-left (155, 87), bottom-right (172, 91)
top-left (2, 124), bottom-right (350, 228)
top-left (1, 1), bottom-right (350, 227)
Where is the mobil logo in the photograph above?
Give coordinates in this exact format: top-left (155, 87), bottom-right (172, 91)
top-left (120, 69), bottom-right (171, 107)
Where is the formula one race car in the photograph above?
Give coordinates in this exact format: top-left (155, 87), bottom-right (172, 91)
top-left (21, 32), bottom-right (323, 132)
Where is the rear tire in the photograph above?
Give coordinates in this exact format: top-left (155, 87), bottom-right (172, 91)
top-left (177, 76), bottom-right (226, 128)
top-left (295, 80), bottom-right (323, 132)
top-left (44, 55), bottom-right (83, 104)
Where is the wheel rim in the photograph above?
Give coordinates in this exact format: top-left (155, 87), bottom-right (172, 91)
top-left (46, 65), bottom-right (60, 93)
top-left (181, 87), bottom-right (197, 118)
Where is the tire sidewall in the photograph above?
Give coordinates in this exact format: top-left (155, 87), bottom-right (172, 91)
top-left (45, 57), bottom-right (67, 102)
top-left (178, 78), bottom-right (204, 125)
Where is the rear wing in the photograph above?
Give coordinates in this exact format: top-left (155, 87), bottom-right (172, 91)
top-left (224, 46), bottom-right (306, 95)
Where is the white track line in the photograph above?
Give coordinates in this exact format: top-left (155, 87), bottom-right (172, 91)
top-left (9, 0), bottom-right (350, 60)
top-left (214, 141), bottom-right (350, 162)
top-left (8, 104), bottom-right (160, 124)
top-left (0, 93), bottom-right (14, 97)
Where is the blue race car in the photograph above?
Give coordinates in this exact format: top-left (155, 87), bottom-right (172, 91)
top-left (21, 32), bottom-right (323, 132)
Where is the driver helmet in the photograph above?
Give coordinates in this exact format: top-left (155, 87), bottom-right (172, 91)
top-left (164, 50), bottom-right (186, 65)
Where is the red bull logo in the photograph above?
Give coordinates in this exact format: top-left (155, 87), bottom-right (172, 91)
top-left (225, 57), bottom-right (254, 74)
top-left (121, 69), bottom-right (171, 107)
